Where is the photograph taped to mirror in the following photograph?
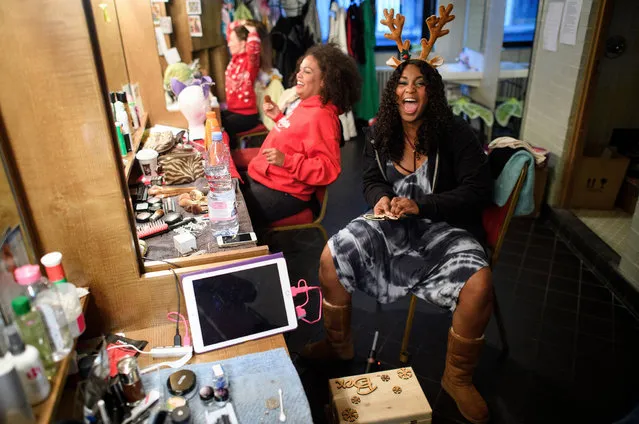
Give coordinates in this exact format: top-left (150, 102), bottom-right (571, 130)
top-left (181, 254), bottom-right (298, 353)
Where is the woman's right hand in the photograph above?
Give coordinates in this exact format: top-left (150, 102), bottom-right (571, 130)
top-left (373, 196), bottom-right (392, 216)
top-left (262, 95), bottom-right (282, 122)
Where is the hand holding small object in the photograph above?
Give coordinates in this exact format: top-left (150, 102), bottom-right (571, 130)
top-left (262, 95), bottom-right (282, 121)
top-left (390, 197), bottom-right (419, 217)
top-left (262, 148), bottom-right (285, 167)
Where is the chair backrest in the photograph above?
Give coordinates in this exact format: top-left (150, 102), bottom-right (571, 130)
top-left (313, 186), bottom-right (329, 223)
top-left (482, 166), bottom-right (528, 267)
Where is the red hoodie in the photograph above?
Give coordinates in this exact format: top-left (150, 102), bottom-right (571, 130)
top-left (225, 22), bottom-right (260, 115)
top-left (248, 95), bottom-right (341, 201)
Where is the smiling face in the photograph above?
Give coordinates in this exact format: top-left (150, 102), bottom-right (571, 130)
top-left (295, 55), bottom-right (323, 100)
top-left (228, 31), bottom-right (246, 56)
top-left (395, 64), bottom-right (428, 123)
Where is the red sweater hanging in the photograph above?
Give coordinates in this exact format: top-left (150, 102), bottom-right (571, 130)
top-left (248, 95), bottom-right (342, 201)
top-left (225, 22), bottom-right (261, 115)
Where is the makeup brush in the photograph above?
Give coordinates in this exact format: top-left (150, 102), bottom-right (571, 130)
top-left (137, 217), bottom-right (196, 240)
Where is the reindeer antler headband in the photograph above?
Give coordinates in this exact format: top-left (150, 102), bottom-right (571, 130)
top-left (381, 3), bottom-right (456, 69)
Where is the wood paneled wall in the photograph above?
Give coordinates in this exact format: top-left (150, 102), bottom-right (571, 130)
top-left (90, 0), bottom-right (129, 93)
top-left (0, 0), bottom-right (266, 333)
top-left (115, 0), bottom-right (186, 128)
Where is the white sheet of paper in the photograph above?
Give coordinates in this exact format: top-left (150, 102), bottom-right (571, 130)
top-left (542, 2), bottom-right (564, 52)
top-left (160, 16), bottom-right (173, 34)
top-left (155, 27), bottom-right (168, 56)
top-left (559, 0), bottom-right (583, 45)
top-left (165, 47), bottom-right (181, 65)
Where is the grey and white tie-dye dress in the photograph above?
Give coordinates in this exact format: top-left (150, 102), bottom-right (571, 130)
top-left (327, 159), bottom-right (489, 312)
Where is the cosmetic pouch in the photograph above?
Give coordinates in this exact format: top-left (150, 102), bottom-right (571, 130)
top-left (144, 130), bottom-right (177, 154)
top-left (159, 148), bottom-right (204, 185)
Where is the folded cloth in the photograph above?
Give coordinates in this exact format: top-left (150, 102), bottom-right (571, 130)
top-left (489, 136), bottom-right (548, 165)
top-left (494, 150), bottom-right (535, 216)
top-left (140, 348), bottom-right (313, 423)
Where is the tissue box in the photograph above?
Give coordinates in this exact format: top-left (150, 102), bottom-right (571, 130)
top-left (173, 233), bottom-right (196, 255)
top-left (328, 367), bottom-right (432, 423)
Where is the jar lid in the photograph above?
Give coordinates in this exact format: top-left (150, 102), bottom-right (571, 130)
top-left (199, 385), bottom-right (214, 401)
top-left (136, 149), bottom-right (159, 161)
top-left (14, 265), bottom-right (41, 285)
top-left (167, 369), bottom-right (196, 396)
top-left (170, 405), bottom-right (191, 424)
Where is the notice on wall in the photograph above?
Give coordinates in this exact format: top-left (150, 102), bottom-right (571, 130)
top-left (165, 48), bottom-right (181, 65)
top-left (559, 0), bottom-right (583, 46)
top-left (542, 2), bottom-right (564, 52)
top-left (188, 15), bottom-right (203, 37)
top-left (186, 0), bottom-right (202, 15)
top-left (155, 26), bottom-right (168, 56)
top-left (160, 16), bottom-right (173, 34)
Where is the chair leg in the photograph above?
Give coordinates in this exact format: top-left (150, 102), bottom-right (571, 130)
top-left (492, 287), bottom-right (509, 360)
top-left (399, 295), bottom-right (418, 364)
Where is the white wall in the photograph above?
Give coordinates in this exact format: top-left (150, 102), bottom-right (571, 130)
top-left (521, 0), bottom-right (602, 205)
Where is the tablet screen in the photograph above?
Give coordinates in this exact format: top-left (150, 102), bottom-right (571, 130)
top-left (192, 263), bottom-right (289, 346)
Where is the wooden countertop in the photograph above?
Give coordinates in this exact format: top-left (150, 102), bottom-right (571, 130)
top-left (121, 323), bottom-right (288, 369)
top-left (34, 295), bottom-right (89, 423)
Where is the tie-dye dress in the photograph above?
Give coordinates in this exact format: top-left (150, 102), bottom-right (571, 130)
top-left (327, 159), bottom-right (489, 311)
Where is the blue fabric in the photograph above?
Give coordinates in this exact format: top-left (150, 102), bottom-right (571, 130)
top-left (140, 348), bottom-right (312, 423)
top-left (493, 150), bottom-right (535, 216)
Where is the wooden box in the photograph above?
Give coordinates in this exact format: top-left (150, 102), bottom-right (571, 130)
top-left (328, 367), bottom-right (432, 424)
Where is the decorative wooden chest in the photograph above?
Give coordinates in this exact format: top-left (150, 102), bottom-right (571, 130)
top-left (328, 367), bottom-right (432, 423)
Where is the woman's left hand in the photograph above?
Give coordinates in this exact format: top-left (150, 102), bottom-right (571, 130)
top-left (390, 197), bottom-right (419, 217)
top-left (262, 148), bottom-right (285, 167)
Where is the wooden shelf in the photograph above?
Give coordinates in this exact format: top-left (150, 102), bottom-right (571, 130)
top-left (34, 296), bottom-right (89, 424)
top-left (123, 112), bottom-right (149, 179)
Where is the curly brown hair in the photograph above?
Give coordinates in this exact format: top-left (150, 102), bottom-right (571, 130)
top-left (302, 44), bottom-right (361, 113)
top-left (375, 60), bottom-right (453, 162)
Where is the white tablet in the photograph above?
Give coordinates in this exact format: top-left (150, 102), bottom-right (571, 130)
top-left (181, 253), bottom-right (298, 354)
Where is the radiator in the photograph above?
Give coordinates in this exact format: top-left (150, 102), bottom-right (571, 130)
top-left (376, 66), bottom-right (394, 103)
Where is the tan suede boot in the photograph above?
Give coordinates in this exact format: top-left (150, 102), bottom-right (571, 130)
top-left (441, 327), bottom-right (489, 424)
top-left (300, 299), bottom-right (354, 360)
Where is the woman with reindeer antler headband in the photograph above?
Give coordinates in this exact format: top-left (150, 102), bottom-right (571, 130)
top-left (302, 5), bottom-right (493, 424)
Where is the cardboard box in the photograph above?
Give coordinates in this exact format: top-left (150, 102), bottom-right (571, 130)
top-left (571, 157), bottom-right (630, 210)
top-left (328, 367), bottom-right (432, 423)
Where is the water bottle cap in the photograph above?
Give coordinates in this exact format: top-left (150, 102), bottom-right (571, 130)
top-left (11, 296), bottom-right (32, 316)
top-left (14, 265), bottom-right (42, 285)
top-left (41, 251), bottom-right (63, 267)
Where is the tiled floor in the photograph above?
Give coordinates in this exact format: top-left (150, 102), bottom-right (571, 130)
top-left (267, 136), bottom-right (639, 424)
top-left (572, 208), bottom-right (633, 254)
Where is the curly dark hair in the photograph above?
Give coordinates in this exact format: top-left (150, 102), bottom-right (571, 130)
top-left (233, 20), bottom-right (272, 73)
top-left (302, 44), bottom-right (361, 113)
top-left (375, 60), bottom-right (454, 162)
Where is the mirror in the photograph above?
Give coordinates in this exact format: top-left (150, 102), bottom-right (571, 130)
top-left (87, 0), bottom-right (259, 272)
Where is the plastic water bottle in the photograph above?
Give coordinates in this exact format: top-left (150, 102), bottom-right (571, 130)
top-left (205, 132), bottom-right (239, 236)
top-left (14, 266), bottom-right (72, 362)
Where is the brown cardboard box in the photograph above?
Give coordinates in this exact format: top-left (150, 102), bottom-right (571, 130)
top-left (571, 157), bottom-right (630, 209)
top-left (328, 367), bottom-right (432, 423)
top-left (617, 177), bottom-right (639, 215)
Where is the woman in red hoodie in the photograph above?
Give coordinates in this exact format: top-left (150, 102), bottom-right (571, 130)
top-left (242, 44), bottom-right (361, 228)
top-left (223, 20), bottom-right (266, 148)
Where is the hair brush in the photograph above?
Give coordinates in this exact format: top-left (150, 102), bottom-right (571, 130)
top-left (137, 217), bottom-right (196, 240)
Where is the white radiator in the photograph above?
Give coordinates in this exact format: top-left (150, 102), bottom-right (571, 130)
top-left (376, 66), bottom-right (394, 103)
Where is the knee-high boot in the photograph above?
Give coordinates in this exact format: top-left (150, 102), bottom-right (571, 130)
top-left (300, 299), bottom-right (354, 360)
top-left (441, 327), bottom-right (489, 424)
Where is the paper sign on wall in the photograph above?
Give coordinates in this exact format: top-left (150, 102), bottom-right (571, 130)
top-left (542, 2), bottom-right (564, 52)
top-left (155, 26), bottom-right (168, 55)
top-left (165, 48), bottom-right (181, 65)
top-left (160, 16), bottom-right (173, 34)
top-left (186, 0), bottom-right (202, 15)
top-left (559, 0), bottom-right (583, 46)
top-left (188, 15), bottom-right (203, 37)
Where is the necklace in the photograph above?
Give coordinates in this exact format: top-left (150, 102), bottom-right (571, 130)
top-left (394, 135), bottom-right (419, 174)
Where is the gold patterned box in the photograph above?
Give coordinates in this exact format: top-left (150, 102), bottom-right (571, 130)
top-left (328, 367), bottom-right (432, 423)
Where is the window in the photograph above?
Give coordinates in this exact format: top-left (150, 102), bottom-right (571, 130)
top-left (316, 0), bottom-right (426, 48)
top-left (374, 0), bottom-right (424, 48)
top-left (503, 0), bottom-right (539, 44)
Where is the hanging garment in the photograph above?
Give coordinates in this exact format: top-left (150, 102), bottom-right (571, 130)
top-left (271, 15), bottom-right (315, 84)
top-left (234, 2), bottom-right (254, 20)
top-left (328, 1), bottom-right (357, 141)
top-left (354, 0), bottom-right (379, 121)
top-left (281, 0), bottom-right (306, 17)
top-left (255, 69), bottom-right (285, 130)
top-left (304, 0), bottom-right (322, 43)
top-left (346, 2), bottom-right (365, 64)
